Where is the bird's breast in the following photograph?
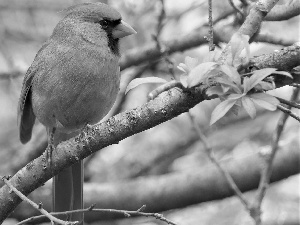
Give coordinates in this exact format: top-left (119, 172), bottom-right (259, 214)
top-left (31, 44), bottom-right (120, 132)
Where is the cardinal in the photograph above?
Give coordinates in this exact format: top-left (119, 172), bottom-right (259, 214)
top-left (18, 2), bottom-right (136, 223)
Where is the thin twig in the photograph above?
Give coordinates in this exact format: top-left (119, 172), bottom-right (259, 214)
top-left (156, 0), bottom-right (166, 38)
top-left (148, 80), bottom-right (184, 100)
top-left (251, 88), bottom-right (300, 224)
top-left (187, 112), bottom-right (251, 210)
top-left (277, 104), bottom-right (300, 122)
top-left (207, 0), bottom-right (215, 51)
top-left (153, 0), bottom-right (166, 50)
top-left (17, 204), bottom-right (177, 225)
top-left (1, 176), bottom-right (78, 225)
top-left (276, 96), bottom-right (300, 109)
top-left (0, 71), bottom-right (23, 79)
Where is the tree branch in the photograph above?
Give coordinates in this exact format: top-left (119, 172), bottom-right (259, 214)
top-left (264, 0), bottom-right (300, 21)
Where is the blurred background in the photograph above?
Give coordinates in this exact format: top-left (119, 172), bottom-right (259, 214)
top-left (0, 0), bottom-right (299, 224)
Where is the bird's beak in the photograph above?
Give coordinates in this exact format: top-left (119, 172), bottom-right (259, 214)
top-left (112, 20), bottom-right (136, 39)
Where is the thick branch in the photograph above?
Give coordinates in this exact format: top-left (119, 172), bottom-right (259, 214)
top-left (250, 43), bottom-right (300, 71)
top-left (250, 43), bottom-right (300, 87)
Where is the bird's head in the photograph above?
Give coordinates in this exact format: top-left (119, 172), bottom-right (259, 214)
top-left (53, 2), bottom-right (136, 55)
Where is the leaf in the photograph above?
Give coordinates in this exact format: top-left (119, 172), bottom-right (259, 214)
top-left (241, 96), bottom-right (256, 118)
top-left (177, 63), bottom-right (189, 73)
top-left (187, 62), bottom-right (218, 88)
top-left (254, 81), bottom-right (275, 91)
top-left (125, 77), bottom-right (167, 94)
top-left (227, 93), bottom-right (244, 100)
top-left (230, 33), bottom-right (250, 64)
top-left (249, 93), bottom-right (280, 111)
top-left (243, 68), bottom-right (277, 93)
top-left (210, 99), bottom-right (238, 125)
top-left (220, 65), bottom-right (241, 85)
top-left (215, 76), bottom-right (242, 94)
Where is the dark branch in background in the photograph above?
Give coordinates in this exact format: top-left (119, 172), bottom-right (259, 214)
top-left (277, 96), bottom-right (300, 109)
top-left (264, 0), bottom-right (300, 21)
top-left (0, 71), bottom-right (23, 79)
top-left (251, 88), bottom-right (300, 224)
top-left (277, 104), bottom-right (300, 122)
top-left (254, 33), bottom-right (296, 46)
top-left (11, 141), bottom-right (300, 222)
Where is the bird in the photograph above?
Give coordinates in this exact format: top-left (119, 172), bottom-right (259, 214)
top-left (17, 2), bottom-right (136, 222)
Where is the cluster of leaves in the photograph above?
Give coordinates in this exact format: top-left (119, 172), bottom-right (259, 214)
top-left (125, 33), bottom-right (292, 125)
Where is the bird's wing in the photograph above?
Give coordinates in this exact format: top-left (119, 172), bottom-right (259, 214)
top-left (18, 65), bottom-right (37, 144)
top-left (18, 42), bottom-right (50, 144)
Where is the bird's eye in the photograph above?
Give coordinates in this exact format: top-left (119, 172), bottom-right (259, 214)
top-left (100, 20), bottom-right (109, 29)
